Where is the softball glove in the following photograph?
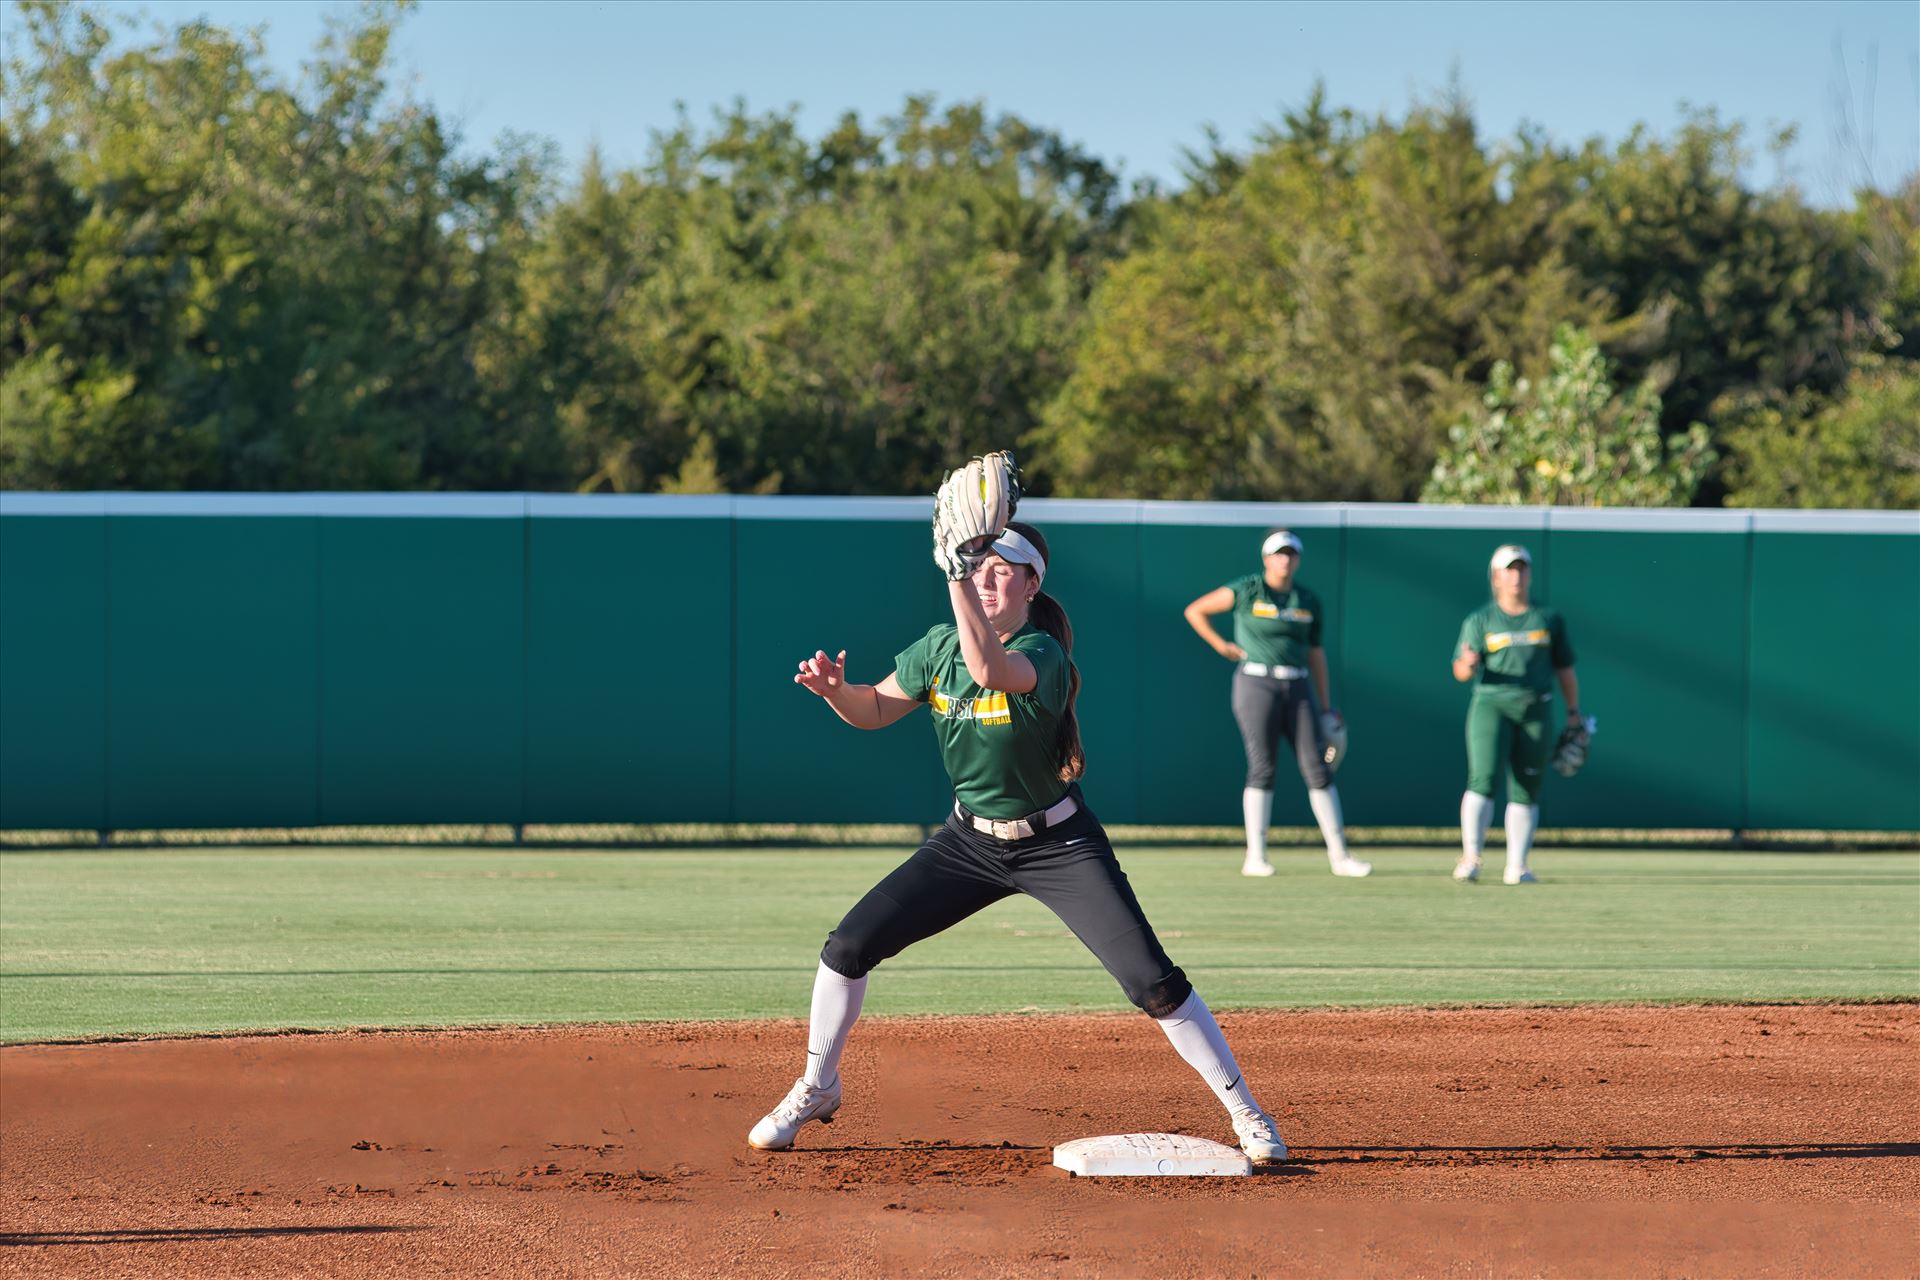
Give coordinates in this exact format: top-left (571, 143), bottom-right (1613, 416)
top-left (1320, 710), bottom-right (1348, 772)
top-left (1551, 716), bottom-right (1595, 777)
top-left (931, 450), bottom-right (1022, 581)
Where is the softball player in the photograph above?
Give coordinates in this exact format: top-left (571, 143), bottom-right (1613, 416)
top-left (1182, 529), bottom-right (1369, 878)
top-left (747, 520), bottom-right (1288, 1166)
top-left (1451, 544), bottom-right (1581, 884)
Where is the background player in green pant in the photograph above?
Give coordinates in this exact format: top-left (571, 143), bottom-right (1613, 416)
top-left (1450, 544), bottom-right (1582, 885)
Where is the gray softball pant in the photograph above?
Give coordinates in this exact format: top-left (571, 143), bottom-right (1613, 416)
top-left (1230, 667), bottom-right (1330, 790)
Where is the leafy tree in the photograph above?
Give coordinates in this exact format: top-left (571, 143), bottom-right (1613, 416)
top-left (514, 98), bottom-right (1120, 495)
top-left (1561, 113), bottom-right (1881, 435)
top-left (1034, 89), bottom-right (1610, 501)
top-left (1423, 324), bottom-right (1713, 506)
top-left (762, 99), bottom-right (1119, 495)
top-left (1716, 358), bottom-right (1920, 509)
top-left (0, 129), bottom-right (82, 363)
top-left (0, 1), bottom-right (559, 489)
top-left (0, 123), bottom-right (142, 488)
top-left (3, 4), bottom-right (1914, 506)
top-left (1850, 176), bottom-right (1920, 361)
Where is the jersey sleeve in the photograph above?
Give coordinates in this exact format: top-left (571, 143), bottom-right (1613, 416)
top-left (1228, 573), bottom-right (1256, 612)
top-left (892, 625), bottom-right (951, 702)
top-left (1456, 610), bottom-right (1484, 657)
top-left (1550, 610), bottom-right (1576, 668)
top-left (1305, 586), bottom-right (1325, 647)
top-left (1010, 630), bottom-right (1071, 716)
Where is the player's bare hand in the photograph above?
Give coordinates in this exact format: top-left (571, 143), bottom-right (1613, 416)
top-left (1221, 643), bottom-right (1247, 662)
top-left (794, 649), bottom-right (847, 697)
top-left (1458, 646), bottom-right (1481, 669)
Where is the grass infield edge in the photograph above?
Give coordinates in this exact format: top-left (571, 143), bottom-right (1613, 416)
top-left (7, 995), bottom-right (1917, 1050)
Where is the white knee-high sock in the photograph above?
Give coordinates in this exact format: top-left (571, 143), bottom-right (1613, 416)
top-left (1154, 991), bottom-right (1261, 1116)
top-left (1461, 791), bottom-right (1493, 859)
top-left (1242, 788), bottom-right (1272, 863)
top-left (1504, 804), bottom-right (1539, 873)
top-left (803, 961), bottom-right (867, 1088)
top-left (1308, 786), bottom-right (1347, 863)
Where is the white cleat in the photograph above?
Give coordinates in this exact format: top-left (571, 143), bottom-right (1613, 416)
top-left (1241, 858), bottom-right (1277, 878)
top-left (748, 1076), bottom-right (842, 1151)
top-left (1230, 1106), bottom-right (1288, 1167)
top-left (1452, 856), bottom-right (1481, 883)
top-left (1503, 868), bottom-right (1538, 885)
top-left (1330, 857), bottom-right (1372, 878)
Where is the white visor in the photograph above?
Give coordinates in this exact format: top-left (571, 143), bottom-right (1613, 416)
top-left (1490, 544), bottom-right (1532, 570)
top-left (990, 529), bottom-right (1046, 585)
top-left (1261, 530), bottom-right (1303, 557)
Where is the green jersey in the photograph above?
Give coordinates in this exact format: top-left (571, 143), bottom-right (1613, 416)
top-left (1228, 575), bottom-right (1324, 669)
top-left (893, 622), bottom-right (1074, 819)
top-left (1456, 601), bottom-right (1575, 705)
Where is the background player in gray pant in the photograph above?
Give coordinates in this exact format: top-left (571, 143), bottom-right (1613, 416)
top-left (1184, 529), bottom-right (1370, 878)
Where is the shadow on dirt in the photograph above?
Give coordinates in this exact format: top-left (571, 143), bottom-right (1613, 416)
top-left (795, 1141), bottom-right (1047, 1154)
top-left (1, 1225), bottom-right (426, 1247)
top-left (1297, 1142), bottom-right (1920, 1165)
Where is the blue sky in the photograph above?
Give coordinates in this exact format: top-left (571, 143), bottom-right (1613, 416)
top-left (97, 1), bottom-right (1920, 201)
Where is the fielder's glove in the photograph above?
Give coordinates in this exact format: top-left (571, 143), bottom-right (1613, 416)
top-left (931, 450), bottom-right (1022, 582)
top-left (1320, 710), bottom-right (1348, 772)
top-left (1551, 716), bottom-right (1596, 778)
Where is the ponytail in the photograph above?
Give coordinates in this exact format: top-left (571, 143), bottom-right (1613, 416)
top-left (1027, 590), bottom-right (1085, 781)
top-left (1006, 518), bottom-right (1086, 783)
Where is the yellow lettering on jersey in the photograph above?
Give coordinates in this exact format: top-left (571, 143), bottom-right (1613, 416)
top-left (928, 678), bottom-right (1010, 725)
top-left (1250, 601), bottom-right (1279, 618)
top-left (1485, 629), bottom-right (1550, 653)
top-left (971, 692), bottom-right (1012, 725)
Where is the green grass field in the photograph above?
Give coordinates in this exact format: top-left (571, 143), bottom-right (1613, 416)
top-left (1, 845), bottom-right (1914, 1043)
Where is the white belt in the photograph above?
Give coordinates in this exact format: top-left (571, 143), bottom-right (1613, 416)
top-left (956, 793), bottom-right (1079, 841)
top-left (1242, 663), bottom-right (1308, 680)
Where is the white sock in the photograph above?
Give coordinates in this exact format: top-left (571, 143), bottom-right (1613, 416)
top-left (1242, 788), bottom-right (1273, 864)
top-left (803, 961), bottom-right (867, 1088)
top-left (1504, 804), bottom-right (1539, 874)
top-left (1308, 786), bottom-right (1347, 863)
top-left (1461, 791), bottom-right (1493, 859)
top-left (1154, 991), bottom-right (1262, 1116)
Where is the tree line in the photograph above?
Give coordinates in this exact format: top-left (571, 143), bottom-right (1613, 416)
top-left (3, 3), bottom-right (1915, 507)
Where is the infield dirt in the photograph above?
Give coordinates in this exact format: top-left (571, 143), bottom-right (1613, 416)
top-left (3, 1004), bottom-right (1916, 1277)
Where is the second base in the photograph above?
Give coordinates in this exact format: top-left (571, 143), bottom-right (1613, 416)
top-left (1052, 1132), bottom-right (1251, 1177)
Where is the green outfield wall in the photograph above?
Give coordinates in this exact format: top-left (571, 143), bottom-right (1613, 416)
top-left (2, 494), bottom-right (1915, 833)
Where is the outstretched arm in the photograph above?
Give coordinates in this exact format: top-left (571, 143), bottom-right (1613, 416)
top-left (1183, 586), bottom-right (1245, 661)
top-left (794, 650), bottom-right (922, 729)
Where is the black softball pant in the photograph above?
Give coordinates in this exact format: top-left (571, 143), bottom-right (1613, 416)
top-left (819, 797), bottom-right (1193, 1018)
top-left (1230, 669), bottom-right (1329, 790)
